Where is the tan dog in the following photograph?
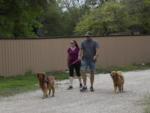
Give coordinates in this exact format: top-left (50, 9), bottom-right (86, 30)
top-left (36, 72), bottom-right (55, 98)
top-left (110, 71), bottom-right (124, 93)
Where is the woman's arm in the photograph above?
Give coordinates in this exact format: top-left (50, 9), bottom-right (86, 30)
top-left (79, 48), bottom-right (83, 60)
top-left (67, 49), bottom-right (70, 67)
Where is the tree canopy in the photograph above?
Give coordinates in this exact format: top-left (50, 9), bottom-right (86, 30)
top-left (0, 0), bottom-right (48, 37)
top-left (75, 0), bottom-right (150, 36)
top-left (0, 0), bottom-right (149, 38)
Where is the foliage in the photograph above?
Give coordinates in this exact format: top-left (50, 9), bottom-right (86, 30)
top-left (39, 0), bottom-right (64, 36)
top-left (0, 0), bottom-right (150, 37)
top-left (75, 0), bottom-right (150, 36)
top-left (0, 73), bottom-right (37, 96)
top-left (75, 1), bottom-right (129, 35)
top-left (0, 0), bottom-right (48, 37)
top-left (123, 0), bottom-right (144, 34)
top-left (142, 0), bottom-right (150, 34)
top-left (56, 0), bottom-right (91, 36)
top-left (0, 70), bottom-right (68, 97)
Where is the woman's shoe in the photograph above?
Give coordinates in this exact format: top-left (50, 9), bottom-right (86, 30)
top-left (67, 86), bottom-right (73, 90)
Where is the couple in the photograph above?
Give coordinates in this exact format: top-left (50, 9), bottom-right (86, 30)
top-left (67, 35), bottom-right (99, 92)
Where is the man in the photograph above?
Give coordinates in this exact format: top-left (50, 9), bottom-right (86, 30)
top-left (80, 34), bottom-right (99, 92)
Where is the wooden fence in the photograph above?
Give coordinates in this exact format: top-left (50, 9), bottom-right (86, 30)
top-left (0, 36), bottom-right (150, 76)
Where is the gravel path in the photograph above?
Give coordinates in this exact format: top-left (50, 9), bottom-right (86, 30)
top-left (0, 70), bottom-right (150, 113)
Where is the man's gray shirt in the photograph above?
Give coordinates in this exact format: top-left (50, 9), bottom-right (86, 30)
top-left (81, 39), bottom-right (99, 61)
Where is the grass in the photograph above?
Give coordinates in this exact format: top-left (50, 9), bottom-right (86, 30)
top-left (0, 72), bottom-right (38, 97)
top-left (0, 71), bottom-right (69, 97)
top-left (0, 63), bottom-right (150, 97)
top-left (96, 63), bottom-right (150, 73)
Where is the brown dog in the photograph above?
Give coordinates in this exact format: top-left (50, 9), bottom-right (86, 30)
top-left (110, 71), bottom-right (124, 93)
top-left (36, 72), bottom-right (55, 98)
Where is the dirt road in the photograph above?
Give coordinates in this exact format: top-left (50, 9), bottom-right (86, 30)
top-left (0, 70), bottom-right (150, 113)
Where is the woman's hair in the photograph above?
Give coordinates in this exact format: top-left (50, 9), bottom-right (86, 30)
top-left (73, 40), bottom-right (79, 49)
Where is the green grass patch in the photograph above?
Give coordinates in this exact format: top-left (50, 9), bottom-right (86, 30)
top-left (0, 71), bottom-right (69, 97)
top-left (0, 72), bottom-right (38, 97)
top-left (0, 63), bottom-right (150, 97)
top-left (96, 63), bottom-right (150, 73)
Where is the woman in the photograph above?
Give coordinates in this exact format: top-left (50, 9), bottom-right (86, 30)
top-left (67, 40), bottom-right (82, 90)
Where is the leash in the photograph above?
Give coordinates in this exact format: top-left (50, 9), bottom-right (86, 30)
top-left (70, 59), bottom-right (80, 66)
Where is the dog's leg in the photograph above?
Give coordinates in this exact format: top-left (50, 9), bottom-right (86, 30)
top-left (114, 85), bottom-right (117, 93)
top-left (119, 85), bottom-right (122, 93)
top-left (42, 83), bottom-right (49, 98)
top-left (121, 84), bottom-right (124, 92)
top-left (42, 90), bottom-right (46, 99)
top-left (119, 88), bottom-right (121, 93)
top-left (42, 92), bottom-right (45, 99)
top-left (46, 90), bottom-right (49, 97)
top-left (43, 89), bottom-right (49, 99)
top-left (49, 88), bottom-right (52, 96)
top-left (52, 86), bottom-right (55, 97)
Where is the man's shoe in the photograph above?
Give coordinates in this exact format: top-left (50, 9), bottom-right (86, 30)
top-left (67, 86), bottom-right (73, 90)
top-left (80, 83), bottom-right (83, 88)
top-left (80, 86), bottom-right (87, 92)
top-left (90, 87), bottom-right (94, 92)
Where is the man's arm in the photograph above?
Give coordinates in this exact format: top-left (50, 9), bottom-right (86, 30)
top-left (93, 42), bottom-right (100, 61)
top-left (79, 48), bottom-right (83, 60)
top-left (79, 42), bottom-right (84, 60)
top-left (93, 48), bottom-right (99, 61)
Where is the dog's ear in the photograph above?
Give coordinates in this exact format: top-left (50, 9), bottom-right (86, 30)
top-left (42, 73), bottom-right (46, 80)
top-left (36, 73), bottom-right (39, 78)
top-left (110, 71), bottom-right (116, 77)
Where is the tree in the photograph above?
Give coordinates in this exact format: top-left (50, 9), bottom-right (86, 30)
top-left (0, 0), bottom-right (50, 37)
top-left (75, 1), bottom-right (129, 36)
top-left (123, 0), bottom-right (144, 35)
top-left (38, 0), bottom-right (64, 36)
top-left (142, 0), bottom-right (150, 34)
top-left (0, 0), bottom-right (149, 37)
top-left (56, 0), bottom-right (90, 36)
